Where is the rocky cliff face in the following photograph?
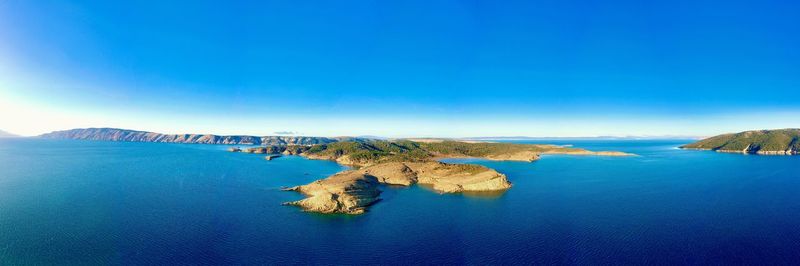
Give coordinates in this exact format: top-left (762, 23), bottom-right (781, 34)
top-left (39, 128), bottom-right (342, 146)
top-left (283, 162), bottom-right (512, 214)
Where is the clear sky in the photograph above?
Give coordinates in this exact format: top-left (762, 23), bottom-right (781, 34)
top-left (1, 0), bottom-right (798, 137)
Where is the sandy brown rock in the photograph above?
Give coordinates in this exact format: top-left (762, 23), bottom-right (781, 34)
top-left (284, 162), bottom-right (512, 214)
top-left (483, 151), bottom-right (541, 162)
top-left (405, 162), bottom-right (512, 193)
top-left (334, 155), bottom-right (361, 166)
top-left (360, 162), bottom-right (417, 186)
top-left (283, 171), bottom-right (381, 215)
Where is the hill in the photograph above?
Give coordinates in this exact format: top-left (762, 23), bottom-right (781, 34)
top-left (681, 129), bottom-right (800, 155)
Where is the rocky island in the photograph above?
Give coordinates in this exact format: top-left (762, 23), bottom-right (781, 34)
top-left (239, 139), bottom-right (632, 214)
top-left (681, 129), bottom-right (799, 155)
top-left (282, 162), bottom-right (510, 214)
top-left (42, 127), bottom-right (634, 214)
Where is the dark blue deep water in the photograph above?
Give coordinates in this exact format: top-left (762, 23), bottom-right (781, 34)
top-left (1, 138), bottom-right (799, 264)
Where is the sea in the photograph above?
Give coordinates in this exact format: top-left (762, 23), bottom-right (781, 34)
top-left (1, 138), bottom-right (799, 264)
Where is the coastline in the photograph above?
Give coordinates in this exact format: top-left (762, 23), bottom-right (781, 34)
top-left (680, 147), bottom-right (798, 155)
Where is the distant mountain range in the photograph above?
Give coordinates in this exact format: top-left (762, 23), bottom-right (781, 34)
top-left (38, 128), bottom-right (706, 144)
top-left (463, 135), bottom-right (702, 141)
top-left (39, 128), bottom-right (363, 145)
top-left (0, 130), bottom-right (20, 138)
top-left (681, 129), bottom-right (799, 155)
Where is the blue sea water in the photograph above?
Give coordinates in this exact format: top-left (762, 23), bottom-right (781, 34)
top-left (1, 138), bottom-right (799, 264)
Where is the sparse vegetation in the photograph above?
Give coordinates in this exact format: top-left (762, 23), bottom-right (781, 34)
top-left (418, 141), bottom-right (576, 157)
top-left (681, 129), bottom-right (800, 153)
top-left (300, 139), bottom-right (588, 164)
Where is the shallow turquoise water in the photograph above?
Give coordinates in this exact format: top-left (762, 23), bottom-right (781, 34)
top-left (1, 138), bottom-right (799, 264)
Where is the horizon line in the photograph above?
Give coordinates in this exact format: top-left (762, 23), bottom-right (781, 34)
top-left (11, 127), bottom-right (715, 140)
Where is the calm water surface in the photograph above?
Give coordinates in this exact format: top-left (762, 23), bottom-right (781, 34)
top-left (1, 138), bottom-right (799, 264)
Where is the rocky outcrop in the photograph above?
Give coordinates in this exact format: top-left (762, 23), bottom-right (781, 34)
top-left (482, 151), bottom-right (541, 162)
top-left (40, 128), bottom-right (349, 145)
top-left (405, 162), bottom-right (512, 193)
top-left (284, 162), bottom-right (512, 214)
top-left (282, 171), bottom-right (381, 214)
top-left (361, 162), bottom-right (418, 186)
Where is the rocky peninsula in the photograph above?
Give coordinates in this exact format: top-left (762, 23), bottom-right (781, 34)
top-left (681, 129), bottom-right (800, 155)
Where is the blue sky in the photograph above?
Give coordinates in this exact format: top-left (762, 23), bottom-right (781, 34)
top-left (1, 0), bottom-right (798, 137)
